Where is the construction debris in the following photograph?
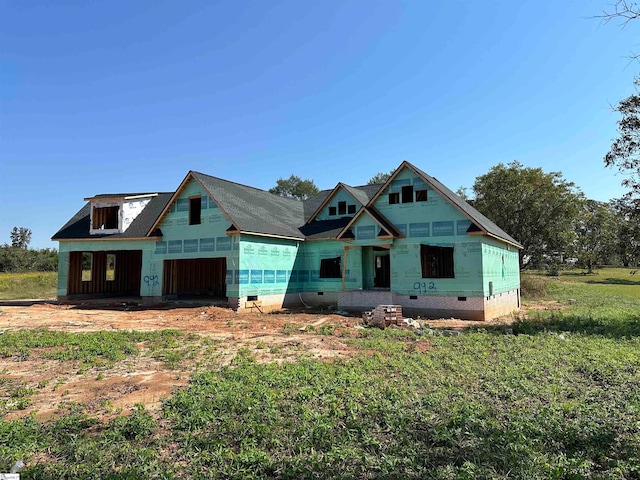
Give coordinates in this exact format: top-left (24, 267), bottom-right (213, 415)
top-left (363, 305), bottom-right (403, 329)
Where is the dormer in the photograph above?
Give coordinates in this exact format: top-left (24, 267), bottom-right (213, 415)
top-left (85, 193), bottom-right (158, 235)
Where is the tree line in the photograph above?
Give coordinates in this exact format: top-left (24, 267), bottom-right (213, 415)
top-left (0, 227), bottom-right (58, 273)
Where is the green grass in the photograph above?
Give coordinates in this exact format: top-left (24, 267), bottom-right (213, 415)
top-left (0, 271), bottom-right (57, 300)
top-left (1, 268), bottom-right (640, 478)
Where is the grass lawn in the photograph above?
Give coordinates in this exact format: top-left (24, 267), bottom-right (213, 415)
top-left (1, 269), bottom-right (640, 478)
top-left (0, 272), bottom-right (57, 300)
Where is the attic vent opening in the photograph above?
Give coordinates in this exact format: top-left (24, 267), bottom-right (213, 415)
top-left (92, 206), bottom-right (119, 230)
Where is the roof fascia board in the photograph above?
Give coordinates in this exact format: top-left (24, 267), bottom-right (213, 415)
top-left (483, 232), bottom-right (523, 250)
top-left (239, 231), bottom-right (305, 241)
top-left (367, 204), bottom-right (403, 237)
top-left (336, 206), bottom-right (394, 240)
top-left (124, 193), bottom-right (159, 200)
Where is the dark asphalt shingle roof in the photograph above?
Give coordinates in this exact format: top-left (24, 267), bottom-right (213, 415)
top-left (298, 217), bottom-right (353, 239)
top-left (52, 193), bottom-right (173, 240)
top-left (192, 172), bottom-right (306, 239)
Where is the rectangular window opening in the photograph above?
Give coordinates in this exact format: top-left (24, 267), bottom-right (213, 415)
top-left (82, 252), bottom-right (93, 282)
top-left (106, 253), bottom-right (116, 281)
top-left (457, 296), bottom-right (467, 302)
top-left (328, 206), bottom-right (337, 216)
top-left (189, 196), bottom-right (202, 225)
top-left (421, 245), bottom-right (454, 278)
top-left (247, 295), bottom-right (258, 302)
top-left (402, 185), bottom-right (414, 203)
top-left (347, 204), bottom-right (356, 214)
top-left (389, 192), bottom-right (400, 204)
top-left (338, 201), bottom-right (347, 215)
top-left (92, 206), bottom-right (119, 230)
top-left (416, 189), bottom-right (428, 202)
top-left (319, 256), bottom-right (341, 278)
top-left (317, 291), bottom-right (324, 296)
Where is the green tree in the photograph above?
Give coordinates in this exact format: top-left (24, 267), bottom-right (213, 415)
top-left (612, 197), bottom-right (640, 266)
top-left (471, 161), bottom-right (584, 269)
top-left (574, 200), bottom-right (619, 273)
top-left (367, 170), bottom-right (394, 185)
top-left (10, 227), bottom-right (31, 249)
top-left (269, 175), bottom-right (319, 200)
top-left (604, 77), bottom-right (640, 197)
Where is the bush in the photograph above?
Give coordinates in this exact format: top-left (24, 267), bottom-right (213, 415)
top-left (520, 275), bottom-right (550, 298)
top-left (0, 246), bottom-right (57, 273)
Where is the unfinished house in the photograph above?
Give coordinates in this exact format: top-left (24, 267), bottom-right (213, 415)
top-left (53, 161), bottom-right (522, 320)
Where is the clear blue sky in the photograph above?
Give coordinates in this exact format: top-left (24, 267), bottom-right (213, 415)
top-left (1, 0), bottom-right (638, 248)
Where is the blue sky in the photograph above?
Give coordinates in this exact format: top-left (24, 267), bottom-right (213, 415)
top-left (1, 0), bottom-right (638, 248)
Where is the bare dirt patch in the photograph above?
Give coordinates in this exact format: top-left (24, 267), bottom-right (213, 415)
top-left (0, 302), bottom-right (519, 421)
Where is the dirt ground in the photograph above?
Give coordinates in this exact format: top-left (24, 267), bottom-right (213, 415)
top-left (0, 301), bottom-right (530, 422)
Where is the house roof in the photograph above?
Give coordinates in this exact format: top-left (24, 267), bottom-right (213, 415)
top-left (298, 217), bottom-right (353, 240)
top-left (191, 172), bottom-right (306, 240)
top-left (54, 163), bottom-right (521, 249)
top-left (52, 193), bottom-right (173, 240)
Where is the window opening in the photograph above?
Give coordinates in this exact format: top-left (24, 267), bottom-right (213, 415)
top-left (82, 253), bottom-right (93, 282)
top-left (389, 192), bottom-right (400, 204)
top-left (402, 185), bottom-right (414, 203)
top-left (328, 206), bottom-right (337, 216)
top-left (319, 257), bottom-right (341, 278)
top-left (416, 189), bottom-right (428, 202)
top-left (92, 206), bottom-right (119, 230)
top-left (347, 204), bottom-right (356, 214)
top-left (189, 196), bottom-right (202, 225)
top-left (338, 201), bottom-right (347, 215)
top-left (421, 245), bottom-right (454, 278)
top-left (106, 254), bottom-right (116, 281)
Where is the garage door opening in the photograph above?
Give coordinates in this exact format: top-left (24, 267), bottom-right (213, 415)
top-left (68, 250), bottom-right (142, 298)
top-left (162, 258), bottom-right (227, 300)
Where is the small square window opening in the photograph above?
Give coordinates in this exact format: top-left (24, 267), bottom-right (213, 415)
top-left (416, 189), bottom-right (428, 202)
top-left (347, 204), bottom-right (356, 214)
top-left (328, 206), bottom-right (337, 216)
top-left (389, 192), bottom-right (400, 204)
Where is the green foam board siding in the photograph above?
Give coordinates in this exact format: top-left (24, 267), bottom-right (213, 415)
top-left (238, 235), bottom-right (300, 296)
top-left (481, 239), bottom-right (520, 296)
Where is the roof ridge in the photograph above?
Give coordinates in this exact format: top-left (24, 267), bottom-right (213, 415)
top-left (192, 171), bottom-right (304, 203)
